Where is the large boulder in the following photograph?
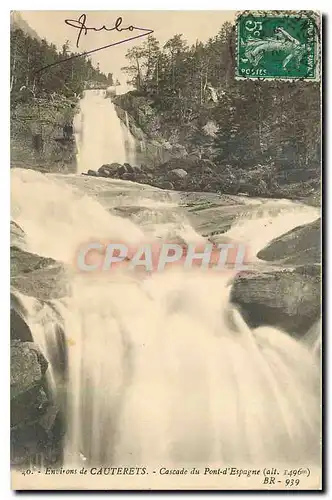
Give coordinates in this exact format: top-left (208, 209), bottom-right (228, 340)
top-left (231, 265), bottom-right (321, 337)
top-left (11, 340), bottom-right (49, 428)
top-left (169, 168), bottom-right (188, 180)
top-left (11, 340), bottom-right (63, 466)
top-left (11, 246), bottom-right (67, 300)
top-left (118, 165), bottom-right (128, 175)
top-left (86, 169), bottom-right (98, 176)
top-left (11, 246), bottom-right (57, 276)
top-left (97, 166), bottom-right (112, 177)
top-left (257, 218), bottom-right (321, 265)
top-left (121, 172), bottom-right (135, 181)
top-left (82, 169), bottom-right (98, 177)
top-left (98, 163), bottom-right (122, 177)
top-left (123, 162), bottom-right (134, 173)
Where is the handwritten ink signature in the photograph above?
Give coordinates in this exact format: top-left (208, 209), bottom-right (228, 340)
top-left (35, 13), bottom-right (153, 74)
top-left (65, 14), bottom-right (144, 48)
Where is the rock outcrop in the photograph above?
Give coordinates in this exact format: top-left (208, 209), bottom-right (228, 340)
top-left (231, 264), bottom-right (321, 337)
top-left (112, 92), bottom-right (188, 168)
top-left (82, 157), bottom-right (241, 194)
top-left (112, 90), bottom-right (320, 202)
top-left (170, 168), bottom-right (188, 180)
top-left (11, 307), bottom-right (33, 342)
top-left (11, 98), bottom-right (77, 173)
top-left (11, 246), bottom-right (68, 300)
top-left (10, 290), bottom-right (66, 466)
top-left (11, 340), bottom-right (63, 466)
top-left (11, 341), bottom-right (48, 417)
top-left (257, 218), bottom-right (321, 265)
top-left (11, 220), bottom-right (26, 249)
top-left (232, 218), bottom-right (321, 338)
top-left (11, 340), bottom-right (49, 429)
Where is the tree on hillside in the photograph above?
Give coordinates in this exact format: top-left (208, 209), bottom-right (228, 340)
top-left (120, 21), bottom-right (320, 184)
top-left (121, 45), bottom-right (146, 88)
top-left (141, 36), bottom-right (161, 93)
top-left (10, 27), bottom-right (108, 104)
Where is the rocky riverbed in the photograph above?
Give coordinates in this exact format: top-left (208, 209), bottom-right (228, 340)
top-left (82, 157), bottom-right (321, 206)
top-left (10, 171), bottom-right (321, 466)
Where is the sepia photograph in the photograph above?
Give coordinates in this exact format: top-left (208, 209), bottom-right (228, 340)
top-left (10, 10), bottom-right (322, 490)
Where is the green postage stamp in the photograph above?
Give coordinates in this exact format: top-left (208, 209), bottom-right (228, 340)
top-left (236, 11), bottom-right (320, 81)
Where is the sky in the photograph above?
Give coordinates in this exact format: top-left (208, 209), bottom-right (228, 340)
top-left (20, 11), bottom-right (236, 84)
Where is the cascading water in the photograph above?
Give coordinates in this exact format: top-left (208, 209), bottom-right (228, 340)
top-left (123, 111), bottom-right (137, 166)
top-left (11, 90), bottom-right (321, 468)
top-left (74, 89), bottom-right (137, 174)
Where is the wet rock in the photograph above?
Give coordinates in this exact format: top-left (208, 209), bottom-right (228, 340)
top-left (11, 422), bottom-right (49, 466)
top-left (118, 164), bottom-right (144, 181)
top-left (11, 220), bottom-right (26, 248)
top-left (11, 340), bottom-right (49, 428)
top-left (108, 162), bottom-right (122, 170)
top-left (118, 164), bottom-right (128, 175)
top-left (11, 270), bottom-right (68, 301)
top-left (87, 169), bottom-right (98, 176)
top-left (39, 404), bottom-right (59, 433)
top-left (11, 246), bottom-right (57, 276)
top-left (231, 265), bottom-right (321, 337)
top-left (169, 168), bottom-right (188, 180)
top-left (121, 172), bottom-right (135, 181)
top-left (98, 163), bottom-right (123, 178)
top-left (11, 292), bottom-right (27, 322)
top-left (11, 341), bottom-right (48, 394)
top-left (11, 246), bottom-right (68, 300)
top-left (11, 409), bottom-right (65, 467)
top-left (123, 162), bottom-right (134, 173)
top-left (98, 166), bottom-right (112, 177)
top-left (257, 218), bottom-right (321, 265)
top-left (10, 336), bottom-right (63, 466)
top-left (11, 308), bottom-right (33, 342)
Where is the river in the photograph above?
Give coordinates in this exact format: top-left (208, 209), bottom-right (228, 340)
top-left (11, 89), bottom-right (321, 468)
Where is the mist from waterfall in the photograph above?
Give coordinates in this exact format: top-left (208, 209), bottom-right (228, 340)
top-left (10, 87), bottom-right (321, 469)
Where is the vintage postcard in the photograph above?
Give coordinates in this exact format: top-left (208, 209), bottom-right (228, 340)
top-left (10, 10), bottom-right (322, 490)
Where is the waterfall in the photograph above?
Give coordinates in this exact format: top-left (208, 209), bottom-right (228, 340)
top-left (225, 202), bottom-right (319, 257)
top-left (11, 91), bottom-right (321, 468)
top-left (123, 111), bottom-right (137, 166)
top-left (73, 89), bottom-right (137, 174)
